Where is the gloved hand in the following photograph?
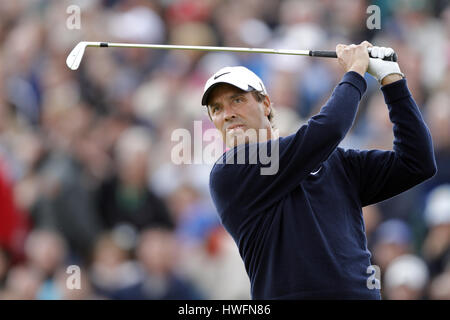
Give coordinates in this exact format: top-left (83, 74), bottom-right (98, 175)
top-left (367, 46), bottom-right (404, 84)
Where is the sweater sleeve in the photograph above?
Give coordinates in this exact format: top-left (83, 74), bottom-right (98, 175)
top-left (210, 71), bottom-right (367, 214)
top-left (341, 79), bottom-right (437, 207)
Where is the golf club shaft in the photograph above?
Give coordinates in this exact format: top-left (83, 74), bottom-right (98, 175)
top-left (94, 42), bottom-right (397, 62)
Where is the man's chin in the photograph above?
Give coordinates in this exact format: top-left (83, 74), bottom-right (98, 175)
top-left (225, 132), bottom-right (252, 148)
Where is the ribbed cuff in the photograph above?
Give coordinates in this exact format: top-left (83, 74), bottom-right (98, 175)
top-left (381, 79), bottom-right (411, 104)
top-left (339, 71), bottom-right (367, 99)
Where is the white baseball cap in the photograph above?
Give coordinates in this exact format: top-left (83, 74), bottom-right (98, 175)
top-left (384, 254), bottom-right (429, 290)
top-left (425, 184), bottom-right (450, 226)
top-left (201, 66), bottom-right (267, 106)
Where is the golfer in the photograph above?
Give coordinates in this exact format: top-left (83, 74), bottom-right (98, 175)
top-left (202, 41), bottom-right (436, 299)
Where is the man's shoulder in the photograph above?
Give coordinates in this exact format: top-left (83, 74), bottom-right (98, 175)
top-left (209, 143), bottom-right (262, 187)
top-left (210, 148), bottom-right (235, 171)
top-left (210, 141), bottom-right (267, 169)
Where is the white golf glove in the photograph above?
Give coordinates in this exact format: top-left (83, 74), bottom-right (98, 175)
top-left (367, 46), bottom-right (404, 84)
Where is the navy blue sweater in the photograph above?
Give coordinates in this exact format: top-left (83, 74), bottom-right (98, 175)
top-left (209, 72), bottom-right (437, 299)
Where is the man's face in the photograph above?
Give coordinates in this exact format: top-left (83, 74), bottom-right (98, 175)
top-left (207, 84), bottom-right (271, 147)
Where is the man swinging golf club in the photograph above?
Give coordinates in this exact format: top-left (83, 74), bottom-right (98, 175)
top-left (203, 41), bottom-right (437, 299)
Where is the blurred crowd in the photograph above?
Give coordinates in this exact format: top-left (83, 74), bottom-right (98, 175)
top-left (0, 0), bottom-right (449, 300)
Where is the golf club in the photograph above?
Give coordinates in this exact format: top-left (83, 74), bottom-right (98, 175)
top-left (66, 41), bottom-right (398, 71)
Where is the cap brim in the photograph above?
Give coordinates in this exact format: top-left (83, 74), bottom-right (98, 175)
top-left (201, 80), bottom-right (254, 106)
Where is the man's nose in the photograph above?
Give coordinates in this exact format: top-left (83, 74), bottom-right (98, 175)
top-left (223, 104), bottom-right (236, 121)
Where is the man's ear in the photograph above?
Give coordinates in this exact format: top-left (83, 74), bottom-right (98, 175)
top-left (206, 106), bottom-right (212, 121)
top-left (263, 95), bottom-right (271, 117)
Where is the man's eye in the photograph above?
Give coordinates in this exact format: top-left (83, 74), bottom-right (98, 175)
top-left (210, 106), bottom-right (220, 114)
top-left (233, 97), bottom-right (244, 103)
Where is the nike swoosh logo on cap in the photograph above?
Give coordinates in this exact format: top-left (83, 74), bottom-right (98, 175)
top-left (214, 71), bottom-right (231, 80)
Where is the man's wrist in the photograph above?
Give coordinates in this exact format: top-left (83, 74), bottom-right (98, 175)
top-left (348, 63), bottom-right (367, 77)
top-left (381, 74), bottom-right (403, 86)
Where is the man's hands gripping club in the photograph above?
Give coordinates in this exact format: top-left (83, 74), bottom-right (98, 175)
top-left (336, 41), bottom-right (404, 85)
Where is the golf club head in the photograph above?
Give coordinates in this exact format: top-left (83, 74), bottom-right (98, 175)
top-left (66, 42), bottom-right (89, 70)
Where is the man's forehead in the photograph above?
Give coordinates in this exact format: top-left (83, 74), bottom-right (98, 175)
top-left (208, 84), bottom-right (247, 104)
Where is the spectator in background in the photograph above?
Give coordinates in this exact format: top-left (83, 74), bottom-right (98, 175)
top-left (0, 265), bottom-right (42, 300)
top-left (428, 268), bottom-right (450, 300)
top-left (25, 146), bottom-right (103, 263)
top-left (0, 247), bottom-right (10, 290)
top-left (24, 229), bottom-right (67, 299)
top-left (179, 226), bottom-right (251, 299)
top-left (112, 227), bottom-right (203, 300)
top-left (96, 127), bottom-right (175, 234)
top-left (423, 91), bottom-right (450, 191)
top-left (54, 266), bottom-right (103, 300)
top-left (10, 104), bottom-right (103, 263)
top-left (383, 254), bottom-right (429, 300)
top-left (89, 232), bottom-right (141, 299)
top-left (167, 183), bottom-right (220, 249)
top-left (372, 219), bottom-right (413, 271)
top-left (0, 158), bottom-right (29, 263)
top-left (422, 184), bottom-right (450, 277)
